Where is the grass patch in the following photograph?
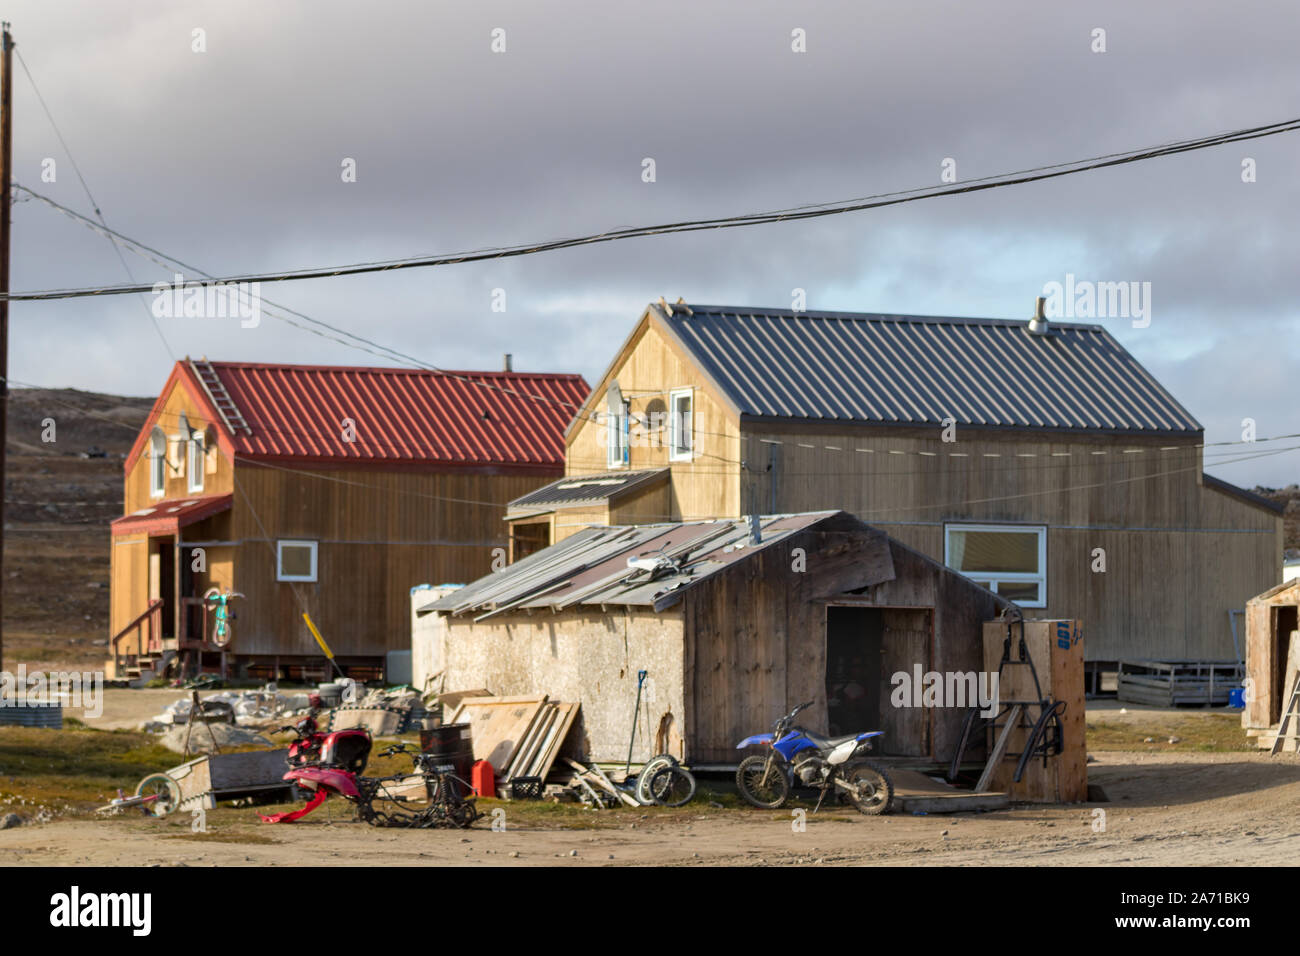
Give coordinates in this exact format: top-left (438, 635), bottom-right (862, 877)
top-left (0, 725), bottom-right (183, 813)
top-left (1086, 713), bottom-right (1253, 752)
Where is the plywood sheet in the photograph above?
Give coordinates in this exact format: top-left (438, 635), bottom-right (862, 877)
top-left (447, 695), bottom-right (548, 770)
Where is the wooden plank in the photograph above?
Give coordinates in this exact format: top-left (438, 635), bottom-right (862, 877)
top-left (976, 704), bottom-right (1021, 793)
top-left (530, 702), bottom-right (580, 781)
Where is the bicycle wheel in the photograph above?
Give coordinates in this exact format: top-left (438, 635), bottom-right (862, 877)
top-left (135, 774), bottom-right (181, 818)
top-left (634, 754), bottom-right (678, 805)
top-left (646, 765), bottom-right (696, 808)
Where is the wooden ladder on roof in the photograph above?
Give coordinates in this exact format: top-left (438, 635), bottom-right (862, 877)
top-left (189, 357), bottom-right (252, 436)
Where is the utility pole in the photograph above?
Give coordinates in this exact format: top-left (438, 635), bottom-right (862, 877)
top-left (0, 22), bottom-right (13, 675)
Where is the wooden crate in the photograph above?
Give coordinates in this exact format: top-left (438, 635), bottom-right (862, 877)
top-left (168, 749), bottom-right (292, 810)
top-left (982, 619), bottom-right (1086, 803)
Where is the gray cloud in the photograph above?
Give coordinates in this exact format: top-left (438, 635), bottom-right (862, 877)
top-left (7, 0), bottom-right (1297, 484)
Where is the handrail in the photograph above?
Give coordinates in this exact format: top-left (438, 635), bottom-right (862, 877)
top-left (111, 599), bottom-right (163, 675)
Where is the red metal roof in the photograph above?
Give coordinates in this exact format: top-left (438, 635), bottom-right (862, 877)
top-left (111, 494), bottom-right (233, 537)
top-left (128, 361), bottom-right (590, 471)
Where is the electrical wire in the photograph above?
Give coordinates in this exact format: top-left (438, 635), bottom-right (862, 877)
top-left (5, 115), bottom-right (1300, 302)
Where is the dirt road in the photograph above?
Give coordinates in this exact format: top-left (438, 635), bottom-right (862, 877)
top-left (5, 751), bottom-right (1298, 866)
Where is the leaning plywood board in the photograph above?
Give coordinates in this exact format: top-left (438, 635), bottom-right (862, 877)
top-left (523, 702), bottom-right (580, 781)
top-left (447, 695), bottom-right (548, 770)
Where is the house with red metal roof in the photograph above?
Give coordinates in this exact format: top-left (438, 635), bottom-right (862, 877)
top-left (107, 357), bottom-right (588, 683)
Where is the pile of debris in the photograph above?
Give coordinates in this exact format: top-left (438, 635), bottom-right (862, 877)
top-left (158, 722), bottom-right (274, 755)
top-left (326, 686), bottom-right (431, 736)
top-left (139, 685), bottom-right (306, 733)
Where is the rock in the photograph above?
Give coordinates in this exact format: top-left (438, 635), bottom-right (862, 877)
top-left (159, 722), bottom-right (273, 754)
top-left (1167, 736), bottom-right (1181, 744)
top-left (0, 813), bottom-right (23, 829)
top-left (569, 849), bottom-right (578, 857)
top-left (509, 851), bottom-right (519, 858)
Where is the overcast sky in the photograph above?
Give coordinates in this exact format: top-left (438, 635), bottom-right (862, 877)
top-left (5, 0), bottom-right (1297, 486)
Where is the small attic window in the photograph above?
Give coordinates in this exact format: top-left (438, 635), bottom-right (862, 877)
top-left (669, 388), bottom-right (694, 461)
top-left (188, 427), bottom-right (205, 493)
top-left (149, 427), bottom-right (166, 497)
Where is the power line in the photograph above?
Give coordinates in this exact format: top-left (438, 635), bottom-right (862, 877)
top-left (6, 114), bottom-right (1300, 302)
top-left (15, 48), bottom-right (175, 358)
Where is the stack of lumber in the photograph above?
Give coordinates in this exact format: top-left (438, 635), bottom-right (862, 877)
top-left (446, 695), bottom-right (580, 793)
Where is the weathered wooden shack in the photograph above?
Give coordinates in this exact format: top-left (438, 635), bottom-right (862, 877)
top-left (421, 510), bottom-right (1009, 765)
top-left (1242, 578), bottom-right (1300, 747)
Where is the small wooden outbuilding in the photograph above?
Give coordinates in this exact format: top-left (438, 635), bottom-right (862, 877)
top-left (420, 510), bottom-right (1011, 765)
top-left (1242, 579), bottom-right (1300, 747)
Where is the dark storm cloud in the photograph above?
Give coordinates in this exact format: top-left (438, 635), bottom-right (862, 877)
top-left (7, 0), bottom-right (1298, 483)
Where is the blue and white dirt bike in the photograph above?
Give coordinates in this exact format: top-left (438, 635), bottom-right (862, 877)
top-left (735, 700), bottom-right (894, 815)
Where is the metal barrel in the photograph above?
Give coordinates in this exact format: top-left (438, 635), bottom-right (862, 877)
top-left (420, 722), bottom-right (474, 782)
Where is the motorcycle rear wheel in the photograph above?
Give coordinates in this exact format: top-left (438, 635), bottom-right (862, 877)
top-left (736, 754), bottom-right (789, 809)
top-left (840, 761), bottom-right (894, 815)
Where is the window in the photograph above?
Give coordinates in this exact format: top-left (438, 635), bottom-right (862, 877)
top-left (669, 388), bottom-right (693, 461)
top-left (187, 427), bottom-right (205, 493)
top-left (149, 427), bottom-right (166, 497)
top-left (944, 524), bottom-right (1047, 608)
top-left (277, 540), bottom-right (318, 582)
top-left (606, 391), bottom-right (629, 468)
top-left (172, 413), bottom-right (189, 479)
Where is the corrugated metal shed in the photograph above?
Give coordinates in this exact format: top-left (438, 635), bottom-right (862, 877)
top-left (507, 468), bottom-right (669, 512)
top-left (656, 304), bottom-right (1201, 435)
top-left (423, 511), bottom-right (839, 617)
top-left (179, 362), bottom-right (589, 467)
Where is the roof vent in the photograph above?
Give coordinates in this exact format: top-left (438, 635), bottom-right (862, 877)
top-left (503, 353), bottom-right (513, 372)
top-left (1028, 296), bottom-right (1050, 336)
top-left (748, 513), bottom-right (762, 545)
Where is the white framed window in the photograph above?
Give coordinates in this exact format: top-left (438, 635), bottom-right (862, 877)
top-left (187, 428), bottom-right (205, 493)
top-left (149, 427), bottom-right (166, 497)
top-left (276, 540), bottom-right (318, 582)
top-left (606, 394), bottom-right (629, 468)
top-left (944, 523), bottom-right (1047, 608)
top-left (669, 388), bottom-right (694, 461)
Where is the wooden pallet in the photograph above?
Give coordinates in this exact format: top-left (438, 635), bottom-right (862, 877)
top-left (1117, 659), bottom-right (1242, 707)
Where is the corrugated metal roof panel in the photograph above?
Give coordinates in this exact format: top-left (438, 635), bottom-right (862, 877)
top-left (508, 468), bottom-right (669, 510)
top-left (424, 512), bottom-right (841, 615)
top-left (660, 306), bottom-right (1201, 434)
top-left (192, 362), bottom-right (589, 466)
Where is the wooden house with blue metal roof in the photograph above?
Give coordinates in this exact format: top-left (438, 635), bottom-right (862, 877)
top-left (506, 300), bottom-right (1283, 676)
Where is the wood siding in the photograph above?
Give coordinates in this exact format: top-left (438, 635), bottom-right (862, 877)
top-left (206, 464), bottom-right (558, 658)
top-left (741, 423), bottom-right (1279, 661)
top-left (565, 315), bottom-right (741, 521)
top-left (682, 514), bottom-right (1004, 763)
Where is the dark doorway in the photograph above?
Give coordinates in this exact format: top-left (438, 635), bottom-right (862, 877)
top-left (826, 606), bottom-right (883, 738)
top-left (1274, 605), bottom-right (1298, 723)
top-left (826, 605), bottom-right (933, 757)
top-left (158, 540), bottom-right (176, 639)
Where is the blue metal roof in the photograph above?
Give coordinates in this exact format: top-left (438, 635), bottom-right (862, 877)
top-left (656, 304), bottom-right (1202, 435)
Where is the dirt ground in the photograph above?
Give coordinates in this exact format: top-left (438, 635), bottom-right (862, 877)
top-left (4, 747), bottom-right (1299, 866)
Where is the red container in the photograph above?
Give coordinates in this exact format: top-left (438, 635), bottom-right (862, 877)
top-left (471, 760), bottom-right (496, 798)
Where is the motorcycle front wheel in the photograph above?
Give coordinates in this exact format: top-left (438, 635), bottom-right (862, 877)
top-left (736, 754), bottom-right (790, 809)
top-left (840, 761), bottom-right (894, 816)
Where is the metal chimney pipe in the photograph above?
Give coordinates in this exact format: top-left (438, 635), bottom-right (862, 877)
top-left (503, 353), bottom-right (513, 372)
top-left (1028, 296), bottom-right (1050, 336)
